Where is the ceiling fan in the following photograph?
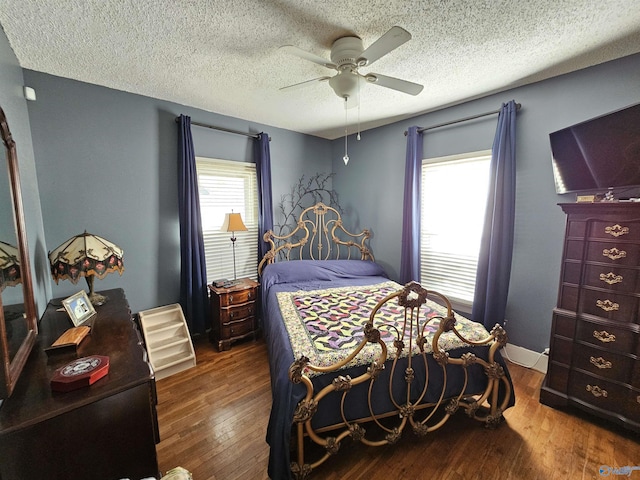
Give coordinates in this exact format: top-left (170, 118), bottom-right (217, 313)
top-left (280, 26), bottom-right (424, 108)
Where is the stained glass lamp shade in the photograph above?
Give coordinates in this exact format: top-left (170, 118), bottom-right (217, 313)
top-left (0, 240), bottom-right (21, 292)
top-left (49, 231), bottom-right (124, 305)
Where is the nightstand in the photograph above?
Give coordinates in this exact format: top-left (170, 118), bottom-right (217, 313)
top-left (208, 278), bottom-right (259, 351)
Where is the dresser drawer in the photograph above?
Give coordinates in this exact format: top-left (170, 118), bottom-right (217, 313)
top-left (588, 220), bottom-right (640, 242)
top-left (546, 363), bottom-right (570, 394)
top-left (586, 241), bottom-right (640, 266)
top-left (576, 319), bottom-right (636, 352)
top-left (626, 389), bottom-right (640, 422)
top-left (582, 264), bottom-right (640, 293)
top-left (562, 262), bottom-right (640, 291)
top-left (572, 343), bottom-right (633, 382)
top-left (551, 311), bottom-right (576, 338)
top-left (220, 303), bottom-right (256, 324)
top-left (218, 287), bottom-right (257, 307)
top-left (558, 285), bottom-right (579, 311)
top-left (569, 370), bottom-right (628, 411)
top-left (632, 361), bottom-right (640, 387)
top-left (549, 335), bottom-right (573, 365)
top-left (579, 288), bottom-right (639, 323)
top-left (221, 317), bottom-right (255, 339)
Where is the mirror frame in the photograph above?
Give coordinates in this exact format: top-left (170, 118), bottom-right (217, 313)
top-left (0, 106), bottom-right (37, 399)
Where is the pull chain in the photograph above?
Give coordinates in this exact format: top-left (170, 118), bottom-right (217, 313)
top-left (357, 76), bottom-right (361, 141)
top-left (343, 97), bottom-right (349, 165)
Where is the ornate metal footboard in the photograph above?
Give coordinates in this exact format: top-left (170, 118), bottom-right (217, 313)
top-left (258, 202), bottom-right (373, 274)
top-left (287, 281), bottom-right (511, 480)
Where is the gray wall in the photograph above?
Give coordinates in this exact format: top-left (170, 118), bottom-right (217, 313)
top-left (22, 71), bottom-right (331, 314)
top-left (331, 53), bottom-right (640, 352)
top-left (0, 25), bottom-right (49, 315)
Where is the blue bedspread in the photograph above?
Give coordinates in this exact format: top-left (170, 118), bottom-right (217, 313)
top-left (260, 260), bottom-right (514, 480)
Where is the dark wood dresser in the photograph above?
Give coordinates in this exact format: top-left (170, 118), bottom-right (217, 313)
top-left (0, 288), bottom-right (160, 480)
top-left (209, 278), bottom-right (259, 351)
top-left (540, 202), bottom-right (640, 431)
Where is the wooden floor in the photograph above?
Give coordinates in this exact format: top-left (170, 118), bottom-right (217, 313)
top-left (155, 337), bottom-right (640, 480)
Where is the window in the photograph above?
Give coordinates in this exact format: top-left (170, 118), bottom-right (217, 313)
top-left (420, 151), bottom-right (491, 307)
top-left (196, 157), bottom-right (258, 282)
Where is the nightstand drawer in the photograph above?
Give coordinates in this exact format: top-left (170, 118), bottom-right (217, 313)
top-left (220, 303), bottom-right (255, 324)
top-left (218, 288), bottom-right (257, 307)
top-left (221, 317), bottom-right (255, 339)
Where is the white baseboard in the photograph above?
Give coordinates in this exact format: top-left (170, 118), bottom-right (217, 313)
top-left (501, 344), bottom-right (548, 374)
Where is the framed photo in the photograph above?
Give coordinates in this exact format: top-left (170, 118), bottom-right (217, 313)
top-left (62, 291), bottom-right (96, 327)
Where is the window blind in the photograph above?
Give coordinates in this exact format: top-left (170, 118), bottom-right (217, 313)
top-left (196, 157), bottom-right (258, 283)
top-left (420, 152), bottom-right (491, 306)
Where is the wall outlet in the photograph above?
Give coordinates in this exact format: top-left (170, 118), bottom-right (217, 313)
top-left (543, 347), bottom-right (550, 355)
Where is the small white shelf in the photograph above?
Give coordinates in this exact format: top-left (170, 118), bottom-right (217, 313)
top-left (138, 303), bottom-right (196, 381)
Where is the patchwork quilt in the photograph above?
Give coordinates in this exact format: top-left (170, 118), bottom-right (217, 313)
top-left (276, 280), bottom-right (491, 376)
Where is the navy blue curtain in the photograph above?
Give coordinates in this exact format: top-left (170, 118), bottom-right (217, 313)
top-left (472, 100), bottom-right (518, 328)
top-left (399, 126), bottom-right (423, 284)
top-left (255, 132), bottom-right (274, 260)
top-left (177, 114), bottom-right (208, 334)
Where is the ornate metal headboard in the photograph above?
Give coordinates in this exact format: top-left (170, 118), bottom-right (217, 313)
top-left (258, 202), bottom-right (373, 274)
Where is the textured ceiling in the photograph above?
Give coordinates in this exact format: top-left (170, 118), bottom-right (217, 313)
top-left (1, 0), bottom-right (640, 139)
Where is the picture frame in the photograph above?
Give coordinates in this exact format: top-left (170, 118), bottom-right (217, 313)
top-left (62, 290), bottom-right (96, 327)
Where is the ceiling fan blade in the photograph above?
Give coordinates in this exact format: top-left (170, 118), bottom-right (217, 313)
top-left (280, 76), bottom-right (332, 91)
top-left (279, 45), bottom-right (337, 69)
top-left (365, 73), bottom-right (424, 96)
top-left (358, 26), bottom-right (411, 66)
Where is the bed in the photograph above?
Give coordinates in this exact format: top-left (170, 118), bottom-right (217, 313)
top-left (258, 203), bottom-right (514, 480)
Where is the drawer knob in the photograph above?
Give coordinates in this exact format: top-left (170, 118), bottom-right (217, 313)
top-left (602, 247), bottom-right (626, 261)
top-left (596, 299), bottom-right (619, 312)
top-left (589, 356), bottom-right (612, 369)
top-left (586, 384), bottom-right (608, 398)
top-left (604, 224), bottom-right (629, 237)
top-left (593, 330), bottom-right (616, 343)
top-left (599, 272), bottom-right (623, 285)
top-left (229, 295), bottom-right (234, 303)
top-left (637, 395), bottom-right (640, 404)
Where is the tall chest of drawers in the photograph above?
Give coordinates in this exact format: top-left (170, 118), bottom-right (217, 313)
top-left (540, 202), bottom-right (640, 431)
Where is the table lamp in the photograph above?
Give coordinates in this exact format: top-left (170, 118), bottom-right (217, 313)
top-left (49, 231), bottom-right (124, 306)
top-left (0, 240), bottom-right (21, 292)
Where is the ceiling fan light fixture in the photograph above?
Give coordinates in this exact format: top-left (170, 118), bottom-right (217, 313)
top-left (328, 70), bottom-right (361, 100)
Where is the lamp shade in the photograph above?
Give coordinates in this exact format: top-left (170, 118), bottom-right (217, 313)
top-left (221, 212), bottom-right (248, 233)
top-left (0, 240), bottom-right (21, 292)
top-left (49, 231), bottom-right (124, 285)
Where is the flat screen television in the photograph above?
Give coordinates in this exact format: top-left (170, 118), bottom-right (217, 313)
top-left (550, 102), bottom-right (640, 195)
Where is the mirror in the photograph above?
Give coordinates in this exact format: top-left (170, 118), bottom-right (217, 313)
top-left (0, 106), bottom-right (37, 401)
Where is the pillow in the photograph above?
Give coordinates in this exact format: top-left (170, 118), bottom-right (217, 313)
top-left (262, 259), bottom-right (387, 287)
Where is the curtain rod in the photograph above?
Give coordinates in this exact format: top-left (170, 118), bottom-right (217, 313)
top-left (174, 117), bottom-right (270, 140)
top-left (404, 103), bottom-right (521, 135)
